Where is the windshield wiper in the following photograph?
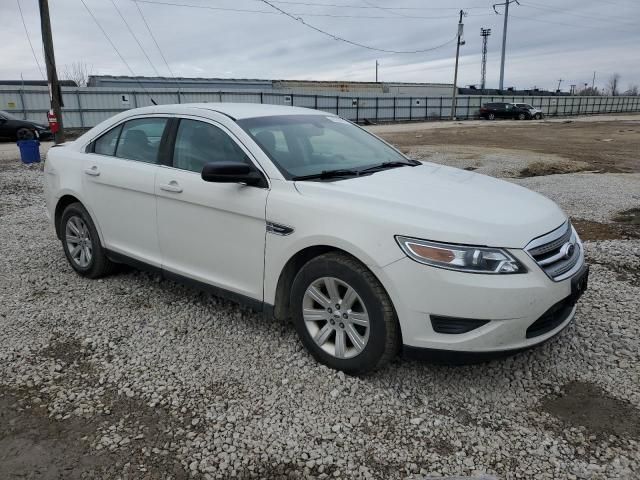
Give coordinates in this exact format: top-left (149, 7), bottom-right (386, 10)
top-left (357, 160), bottom-right (420, 174)
top-left (292, 169), bottom-right (360, 181)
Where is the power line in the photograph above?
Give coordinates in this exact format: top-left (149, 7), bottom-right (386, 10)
top-left (509, 13), bottom-right (638, 33)
top-left (108, 0), bottom-right (162, 77)
top-left (360, 0), bottom-right (412, 18)
top-left (133, 0), bottom-right (177, 79)
top-left (256, 0), bottom-right (458, 54)
top-left (519, 1), bottom-right (637, 28)
top-left (16, 0), bottom-right (46, 79)
top-left (133, 0), bottom-right (492, 20)
top-left (78, 0), bottom-right (157, 103)
top-left (266, 0), bottom-right (487, 11)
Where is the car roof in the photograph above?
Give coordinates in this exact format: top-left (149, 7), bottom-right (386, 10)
top-left (121, 103), bottom-right (323, 120)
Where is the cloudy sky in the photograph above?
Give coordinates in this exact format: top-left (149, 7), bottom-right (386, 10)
top-left (3, 0), bottom-right (639, 92)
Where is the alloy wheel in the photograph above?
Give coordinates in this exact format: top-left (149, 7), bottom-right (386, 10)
top-left (302, 277), bottom-right (370, 359)
top-left (65, 215), bottom-right (93, 268)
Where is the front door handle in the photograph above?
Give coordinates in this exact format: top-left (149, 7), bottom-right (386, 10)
top-left (159, 181), bottom-right (183, 193)
top-left (84, 166), bottom-right (100, 176)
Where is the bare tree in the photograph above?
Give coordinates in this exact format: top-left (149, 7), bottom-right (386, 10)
top-left (607, 73), bottom-right (621, 96)
top-left (623, 84), bottom-right (639, 96)
top-left (578, 86), bottom-right (600, 96)
top-left (63, 61), bottom-right (93, 87)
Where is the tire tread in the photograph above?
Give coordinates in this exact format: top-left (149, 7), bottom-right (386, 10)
top-left (292, 252), bottom-right (400, 374)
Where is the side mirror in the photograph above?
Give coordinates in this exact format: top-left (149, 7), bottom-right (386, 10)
top-left (201, 161), bottom-right (263, 186)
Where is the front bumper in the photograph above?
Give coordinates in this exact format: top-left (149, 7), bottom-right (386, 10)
top-left (379, 246), bottom-right (586, 354)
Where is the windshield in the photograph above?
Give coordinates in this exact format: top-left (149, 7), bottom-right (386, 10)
top-left (237, 115), bottom-right (410, 179)
top-left (0, 110), bottom-right (20, 120)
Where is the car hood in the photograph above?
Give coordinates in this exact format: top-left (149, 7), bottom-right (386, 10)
top-left (294, 163), bottom-right (566, 249)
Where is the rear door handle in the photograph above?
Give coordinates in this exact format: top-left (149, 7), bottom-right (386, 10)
top-left (159, 181), bottom-right (183, 193)
top-left (84, 166), bottom-right (100, 177)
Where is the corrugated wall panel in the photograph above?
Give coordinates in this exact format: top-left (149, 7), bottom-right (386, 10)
top-left (2, 85), bottom-right (638, 128)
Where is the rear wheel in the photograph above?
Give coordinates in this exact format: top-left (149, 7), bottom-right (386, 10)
top-left (60, 202), bottom-right (115, 278)
top-left (518, 113), bottom-right (527, 120)
top-left (488, 113), bottom-right (496, 120)
top-left (290, 252), bottom-right (400, 374)
top-left (16, 128), bottom-right (34, 141)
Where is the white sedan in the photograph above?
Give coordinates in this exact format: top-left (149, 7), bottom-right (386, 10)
top-left (44, 103), bottom-right (588, 373)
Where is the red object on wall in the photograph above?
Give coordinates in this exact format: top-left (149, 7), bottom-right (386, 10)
top-left (47, 110), bottom-right (59, 134)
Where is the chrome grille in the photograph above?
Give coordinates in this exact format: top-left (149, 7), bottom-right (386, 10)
top-left (525, 221), bottom-right (583, 281)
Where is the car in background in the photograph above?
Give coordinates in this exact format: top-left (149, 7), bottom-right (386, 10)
top-left (515, 103), bottom-right (544, 120)
top-left (0, 110), bottom-right (52, 141)
top-left (480, 102), bottom-right (533, 120)
top-left (43, 103), bottom-right (588, 374)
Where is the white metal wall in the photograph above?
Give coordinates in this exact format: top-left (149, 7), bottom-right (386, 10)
top-left (1, 86), bottom-right (638, 128)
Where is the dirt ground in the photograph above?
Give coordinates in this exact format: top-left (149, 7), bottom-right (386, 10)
top-left (371, 114), bottom-right (640, 174)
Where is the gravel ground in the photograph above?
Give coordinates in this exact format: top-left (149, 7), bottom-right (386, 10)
top-left (1, 131), bottom-right (639, 480)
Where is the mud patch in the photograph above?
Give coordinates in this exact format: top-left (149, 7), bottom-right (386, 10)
top-left (573, 218), bottom-right (640, 241)
top-left (519, 160), bottom-right (592, 178)
top-left (614, 208), bottom-right (640, 225)
top-left (0, 382), bottom-right (188, 479)
top-left (0, 387), bottom-right (118, 480)
top-left (541, 381), bottom-right (640, 438)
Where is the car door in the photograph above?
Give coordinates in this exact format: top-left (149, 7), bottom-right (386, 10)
top-left (156, 117), bottom-right (269, 301)
top-left (82, 116), bottom-right (168, 267)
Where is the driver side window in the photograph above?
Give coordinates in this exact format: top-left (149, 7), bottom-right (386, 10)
top-left (173, 119), bottom-right (248, 174)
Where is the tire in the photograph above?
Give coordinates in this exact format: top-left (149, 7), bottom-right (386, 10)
top-left (488, 113), bottom-right (496, 120)
top-left (60, 202), bottom-right (115, 278)
top-left (518, 113), bottom-right (527, 120)
top-left (290, 252), bottom-right (400, 374)
top-left (535, 113), bottom-right (542, 120)
top-left (16, 128), bottom-right (35, 141)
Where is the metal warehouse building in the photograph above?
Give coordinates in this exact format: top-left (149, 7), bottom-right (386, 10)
top-left (87, 75), bottom-right (454, 97)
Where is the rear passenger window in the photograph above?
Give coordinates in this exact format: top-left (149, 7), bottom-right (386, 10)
top-left (93, 124), bottom-right (122, 156)
top-left (115, 118), bottom-right (167, 164)
top-left (173, 119), bottom-right (248, 174)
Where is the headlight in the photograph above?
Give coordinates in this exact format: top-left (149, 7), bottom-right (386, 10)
top-left (395, 236), bottom-right (525, 274)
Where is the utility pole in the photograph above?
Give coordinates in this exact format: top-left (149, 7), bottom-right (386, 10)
top-left (38, 0), bottom-right (65, 143)
top-left (375, 60), bottom-right (379, 83)
top-left (557, 79), bottom-right (563, 92)
top-left (480, 28), bottom-right (492, 90)
top-left (450, 9), bottom-right (466, 120)
top-left (591, 71), bottom-right (596, 90)
top-left (493, 0), bottom-right (519, 91)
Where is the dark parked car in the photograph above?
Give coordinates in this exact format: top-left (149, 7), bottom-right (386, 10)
top-left (480, 102), bottom-right (532, 120)
top-left (0, 110), bottom-right (52, 141)
top-left (515, 103), bottom-right (544, 119)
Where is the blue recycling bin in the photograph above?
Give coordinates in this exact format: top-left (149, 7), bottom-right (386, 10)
top-left (17, 139), bottom-right (41, 164)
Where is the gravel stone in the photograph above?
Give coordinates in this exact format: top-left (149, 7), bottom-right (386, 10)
top-left (1, 139), bottom-right (639, 479)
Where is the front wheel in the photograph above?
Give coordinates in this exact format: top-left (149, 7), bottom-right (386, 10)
top-left (60, 202), bottom-right (115, 278)
top-left (518, 113), bottom-right (527, 120)
top-left (290, 252), bottom-right (400, 374)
